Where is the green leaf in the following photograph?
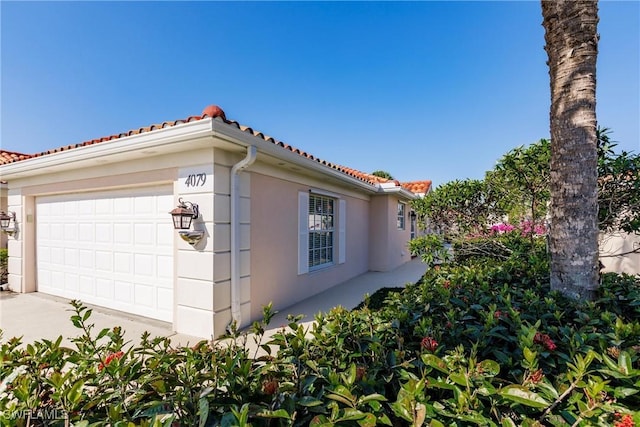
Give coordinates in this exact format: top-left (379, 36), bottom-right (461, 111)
top-left (326, 393), bottom-right (355, 408)
top-left (620, 351), bottom-right (633, 375)
top-left (198, 397), bottom-right (209, 427)
top-left (67, 379), bottom-right (85, 405)
top-left (498, 385), bottom-right (550, 408)
top-left (613, 387), bottom-right (639, 398)
top-left (358, 393), bottom-right (387, 404)
top-left (258, 409), bottom-right (292, 420)
top-left (96, 327), bottom-right (111, 340)
top-left (298, 396), bottom-right (324, 407)
top-left (477, 359), bottom-right (500, 377)
top-left (337, 408), bottom-right (367, 422)
top-left (450, 373), bottom-right (469, 387)
top-left (421, 354), bottom-right (448, 374)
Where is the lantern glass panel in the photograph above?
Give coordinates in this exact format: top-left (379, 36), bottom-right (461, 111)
top-left (181, 215), bottom-right (192, 229)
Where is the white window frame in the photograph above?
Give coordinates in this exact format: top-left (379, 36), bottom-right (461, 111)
top-left (298, 191), bottom-right (346, 275)
top-left (397, 202), bottom-right (406, 230)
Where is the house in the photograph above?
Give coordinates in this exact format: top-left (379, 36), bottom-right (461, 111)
top-left (0, 105), bottom-right (431, 338)
top-left (1, 150), bottom-right (31, 250)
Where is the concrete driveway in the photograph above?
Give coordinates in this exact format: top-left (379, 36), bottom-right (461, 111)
top-left (0, 258), bottom-right (427, 348)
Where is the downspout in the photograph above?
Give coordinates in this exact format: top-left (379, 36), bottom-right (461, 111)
top-left (230, 145), bottom-right (257, 329)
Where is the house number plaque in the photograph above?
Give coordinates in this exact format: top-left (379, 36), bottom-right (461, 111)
top-left (179, 165), bottom-right (213, 194)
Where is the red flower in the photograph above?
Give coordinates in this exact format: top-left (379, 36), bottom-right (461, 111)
top-left (99, 351), bottom-right (124, 371)
top-left (421, 337), bottom-right (438, 352)
top-left (534, 332), bottom-right (557, 351)
top-left (262, 379), bottom-right (279, 395)
top-left (445, 321), bottom-right (453, 329)
top-left (443, 280), bottom-right (451, 289)
top-left (614, 414), bottom-right (635, 427)
top-left (529, 369), bottom-right (544, 384)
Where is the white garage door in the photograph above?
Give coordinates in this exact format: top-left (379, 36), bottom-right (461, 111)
top-left (36, 186), bottom-right (174, 322)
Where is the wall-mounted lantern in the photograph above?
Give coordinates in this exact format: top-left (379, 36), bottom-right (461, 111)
top-left (0, 211), bottom-right (16, 236)
top-left (169, 198), bottom-right (204, 246)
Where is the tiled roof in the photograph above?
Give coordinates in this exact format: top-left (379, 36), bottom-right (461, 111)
top-left (401, 180), bottom-right (432, 195)
top-left (1, 105), bottom-right (430, 194)
top-left (0, 150), bottom-right (32, 165)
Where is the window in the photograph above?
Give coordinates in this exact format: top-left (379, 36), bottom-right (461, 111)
top-left (298, 191), bottom-right (346, 274)
top-left (410, 211), bottom-right (417, 239)
top-left (308, 194), bottom-right (334, 268)
top-left (397, 202), bottom-right (406, 230)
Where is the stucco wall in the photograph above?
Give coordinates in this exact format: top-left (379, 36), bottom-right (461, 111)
top-left (0, 185), bottom-right (7, 250)
top-left (600, 232), bottom-right (640, 275)
top-left (369, 195), bottom-right (412, 272)
top-left (250, 172), bottom-right (369, 320)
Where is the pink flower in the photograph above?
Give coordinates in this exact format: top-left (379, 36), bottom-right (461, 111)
top-left (490, 223), bottom-right (515, 234)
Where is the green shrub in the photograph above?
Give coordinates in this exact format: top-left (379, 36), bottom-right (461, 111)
top-left (354, 287), bottom-right (404, 310)
top-left (0, 248), bottom-right (7, 284)
top-left (1, 251), bottom-right (639, 425)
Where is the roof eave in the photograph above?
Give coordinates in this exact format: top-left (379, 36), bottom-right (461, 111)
top-left (0, 119), bottom-right (213, 180)
top-left (210, 119), bottom-right (381, 194)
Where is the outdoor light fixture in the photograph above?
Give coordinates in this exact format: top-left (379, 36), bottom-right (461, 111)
top-left (0, 211), bottom-right (16, 236)
top-left (169, 198), bottom-right (204, 246)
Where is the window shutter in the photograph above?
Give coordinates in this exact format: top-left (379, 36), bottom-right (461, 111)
top-left (298, 192), bottom-right (309, 275)
top-left (338, 199), bottom-right (346, 264)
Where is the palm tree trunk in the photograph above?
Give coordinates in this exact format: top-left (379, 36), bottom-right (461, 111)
top-left (542, 0), bottom-right (600, 300)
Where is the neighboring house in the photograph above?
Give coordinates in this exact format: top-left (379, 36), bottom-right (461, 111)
top-left (0, 105), bottom-right (431, 338)
top-left (600, 232), bottom-right (640, 276)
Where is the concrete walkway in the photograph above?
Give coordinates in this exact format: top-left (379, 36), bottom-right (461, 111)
top-left (0, 258), bottom-right (426, 348)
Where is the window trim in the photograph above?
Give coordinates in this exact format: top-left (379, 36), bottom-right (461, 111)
top-left (397, 202), bottom-right (406, 230)
top-left (308, 193), bottom-right (336, 270)
top-left (298, 191), bottom-right (346, 275)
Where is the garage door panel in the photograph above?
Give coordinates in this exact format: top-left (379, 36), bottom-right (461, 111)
top-left (114, 252), bottom-right (132, 274)
top-left (95, 223), bottom-right (112, 243)
top-left (65, 273), bottom-right (79, 293)
top-left (65, 248), bottom-right (78, 267)
top-left (158, 255), bottom-right (173, 279)
top-left (134, 224), bottom-right (155, 245)
top-left (95, 251), bottom-right (113, 272)
top-left (135, 284), bottom-right (153, 307)
top-left (114, 224), bottom-right (132, 244)
top-left (114, 281), bottom-right (132, 303)
top-left (37, 187), bottom-right (174, 321)
top-left (114, 198), bottom-right (133, 215)
top-left (79, 250), bottom-right (94, 269)
top-left (96, 278), bottom-right (113, 300)
top-left (79, 276), bottom-right (95, 296)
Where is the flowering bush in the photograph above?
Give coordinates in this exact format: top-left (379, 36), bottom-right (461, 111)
top-left (1, 248), bottom-right (639, 425)
top-left (489, 222), bottom-right (516, 234)
top-left (490, 220), bottom-right (546, 236)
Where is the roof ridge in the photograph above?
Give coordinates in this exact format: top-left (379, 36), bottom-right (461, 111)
top-left (1, 104), bottom-right (430, 194)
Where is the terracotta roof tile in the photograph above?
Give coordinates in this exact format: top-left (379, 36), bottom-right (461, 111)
top-left (401, 180), bottom-right (432, 195)
top-left (0, 150), bottom-right (32, 165)
top-left (1, 105), bottom-right (430, 195)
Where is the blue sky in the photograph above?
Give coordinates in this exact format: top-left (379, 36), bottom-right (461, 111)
top-left (1, 1), bottom-right (638, 187)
